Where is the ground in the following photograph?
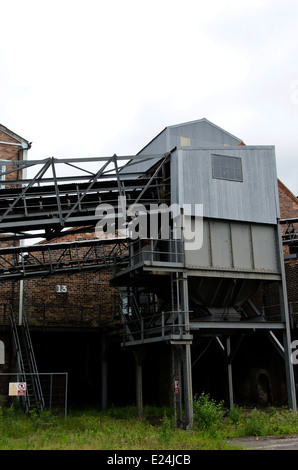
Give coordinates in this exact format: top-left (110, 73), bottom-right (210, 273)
top-left (227, 434), bottom-right (298, 450)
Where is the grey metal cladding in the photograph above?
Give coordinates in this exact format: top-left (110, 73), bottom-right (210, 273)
top-left (120, 127), bottom-right (169, 175)
top-left (171, 146), bottom-right (279, 225)
top-left (184, 218), bottom-right (280, 277)
top-left (168, 118), bottom-right (242, 147)
top-left (120, 118), bottom-right (242, 175)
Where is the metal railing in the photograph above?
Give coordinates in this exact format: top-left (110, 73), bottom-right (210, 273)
top-left (290, 301), bottom-right (298, 328)
top-left (22, 302), bottom-right (107, 328)
top-left (1, 301), bottom-right (117, 330)
top-left (260, 301), bottom-right (298, 327)
top-left (9, 310), bottom-right (29, 411)
top-left (10, 311), bottom-right (45, 413)
top-left (128, 238), bottom-right (184, 269)
top-left (119, 304), bottom-right (189, 346)
top-left (22, 315), bottom-right (45, 411)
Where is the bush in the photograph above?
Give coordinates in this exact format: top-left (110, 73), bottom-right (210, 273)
top-left (243, 408), bottom-right (268, 436)
top-left (226, 405), bottom-right (243, 424)
top-left (193, 393), bottom-right (224, 434)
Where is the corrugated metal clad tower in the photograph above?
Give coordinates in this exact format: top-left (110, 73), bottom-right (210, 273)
top-left (115, 118), bottom-right (296, 426)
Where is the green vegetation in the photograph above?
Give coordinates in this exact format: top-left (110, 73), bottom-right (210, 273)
top-left (1, 394), bottom-right (298, 450)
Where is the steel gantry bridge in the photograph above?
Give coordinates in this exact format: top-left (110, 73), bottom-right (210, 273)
top-left (0, 153), bottom-right (171, 241)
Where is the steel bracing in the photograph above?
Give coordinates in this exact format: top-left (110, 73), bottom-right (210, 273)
top-left (281, 217), bottom-right (298, 250)
top-left (0, 153), bottom-right (170, 240)
top-left (0, 237), bottom-right (130, 280)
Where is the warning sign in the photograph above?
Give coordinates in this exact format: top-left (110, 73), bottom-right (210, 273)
top-left (9, 382), bottom-right (26, 396)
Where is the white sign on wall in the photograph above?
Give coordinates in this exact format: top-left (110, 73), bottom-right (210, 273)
top-left (9, 382), bottom-right (26, 396)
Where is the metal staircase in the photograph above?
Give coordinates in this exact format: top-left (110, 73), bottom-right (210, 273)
top-left (10, 311), bottom-right (45, 413)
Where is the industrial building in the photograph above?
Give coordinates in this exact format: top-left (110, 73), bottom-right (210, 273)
top-left (0, 119), bottom-right (297, 427)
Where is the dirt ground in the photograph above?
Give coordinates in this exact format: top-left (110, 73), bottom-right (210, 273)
top-left (226, 434), bottom-right (298, 450)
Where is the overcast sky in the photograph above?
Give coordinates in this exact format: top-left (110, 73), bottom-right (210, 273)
top-left (1, 0), bottom-right (298, 195)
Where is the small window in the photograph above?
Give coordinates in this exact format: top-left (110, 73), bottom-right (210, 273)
top-left (0, 163), bottom-right (6, 189)
top-left (212, 154), bottom-right (243, 182)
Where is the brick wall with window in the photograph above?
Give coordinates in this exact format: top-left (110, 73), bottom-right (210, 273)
top-left (0, 125), bottom-right (31, 321)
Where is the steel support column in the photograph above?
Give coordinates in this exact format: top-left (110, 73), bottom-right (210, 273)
top-left (183, 343), bottom-right (193, 429)
top-left (134, 350), bottom-right (144, 419)
top-left (277, 223), bottom-right (297, 411)
top-left (101, 336), bottom-right (108, 410)
top-left (179, 272), bottom-right (193, 429)
top-left (226, 336), bottom-right (234, 409)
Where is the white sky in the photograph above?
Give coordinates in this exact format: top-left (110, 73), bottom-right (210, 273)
top-left (1, 0), bottom-right (298, 195)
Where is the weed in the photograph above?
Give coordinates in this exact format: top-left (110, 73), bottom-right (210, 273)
top-left (226, 405), bottom-right (243, 425)
top-left (1, 403), bottom-right (298, 449)
top-left (193, 392), bottom-right (224, 435)
top-left (243, 408), bottom-right (268, 436)
top-left (159, 415), bottom-right (174, 444)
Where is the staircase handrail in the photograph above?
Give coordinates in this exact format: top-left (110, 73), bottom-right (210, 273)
top-left (9, 308), bottom-right (31, 413)
top-left (22, 314), bottom-right (45, 410)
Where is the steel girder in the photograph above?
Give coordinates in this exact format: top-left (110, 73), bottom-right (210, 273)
top-left (0, 237), bottom-right (129, 280)
top-left (0, 153), bottom-right (170, 240)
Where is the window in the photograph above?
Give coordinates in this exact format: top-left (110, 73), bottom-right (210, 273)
top-left (0, 162), bottom-right (6, 189)
top-left (212, 154), bottom-right (243, 182)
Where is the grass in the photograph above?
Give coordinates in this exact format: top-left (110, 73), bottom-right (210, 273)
top-left (1, 395), bottom-right (298, 450)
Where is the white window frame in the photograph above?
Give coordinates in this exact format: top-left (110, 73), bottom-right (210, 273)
top-left (0, 161), bottom-right (6, 189)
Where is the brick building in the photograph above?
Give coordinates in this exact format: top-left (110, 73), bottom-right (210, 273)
top-left (278, 179), bottom-right (298, 221)
top-left (278, 180), bottom-right (298, 323)
top-left (0, 124), bottom-right (31, 379)
top-left (0, 123), bottom-right (31, 173)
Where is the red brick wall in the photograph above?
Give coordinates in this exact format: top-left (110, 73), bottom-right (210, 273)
top-left (278, 179), bottom-right (298, 219)
top-left (0, 129), bottom-right (25, 183)
top-left (22, 230), bottom-right (121, 327)
top-left (285, 259), bottom-right (298, 318)
top-left (278, 180), bottom-right (298, 255)
top-left (0, 127), bottom-right (28, 318)
top-left (255, 181), bottom-right (298, 320)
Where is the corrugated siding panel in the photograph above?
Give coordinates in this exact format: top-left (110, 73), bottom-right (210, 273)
top-left (184, 218), bottom-right (280, 275)
top-left (171, 146), bottom-right (279, 224)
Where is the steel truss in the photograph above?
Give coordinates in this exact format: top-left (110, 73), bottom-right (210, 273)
top-left (281, 217), bottom-right (298, 249)
top-left (0, 153), bottom-right (170, 240)
top-left (0, 237), bottom-right (129, 280)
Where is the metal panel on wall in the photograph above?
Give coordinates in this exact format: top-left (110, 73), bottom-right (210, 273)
top-left (184, 218), bottom-right (280, 279)
top-left (251, 224), bottom-right (279, 272)
top-left (171, 146), bottom-right (280, 225)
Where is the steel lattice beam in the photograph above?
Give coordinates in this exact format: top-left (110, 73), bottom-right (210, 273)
top-left (0, 153), bottom-right (170, 240)
top-left (0, 237), bottom-right (129, 281)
